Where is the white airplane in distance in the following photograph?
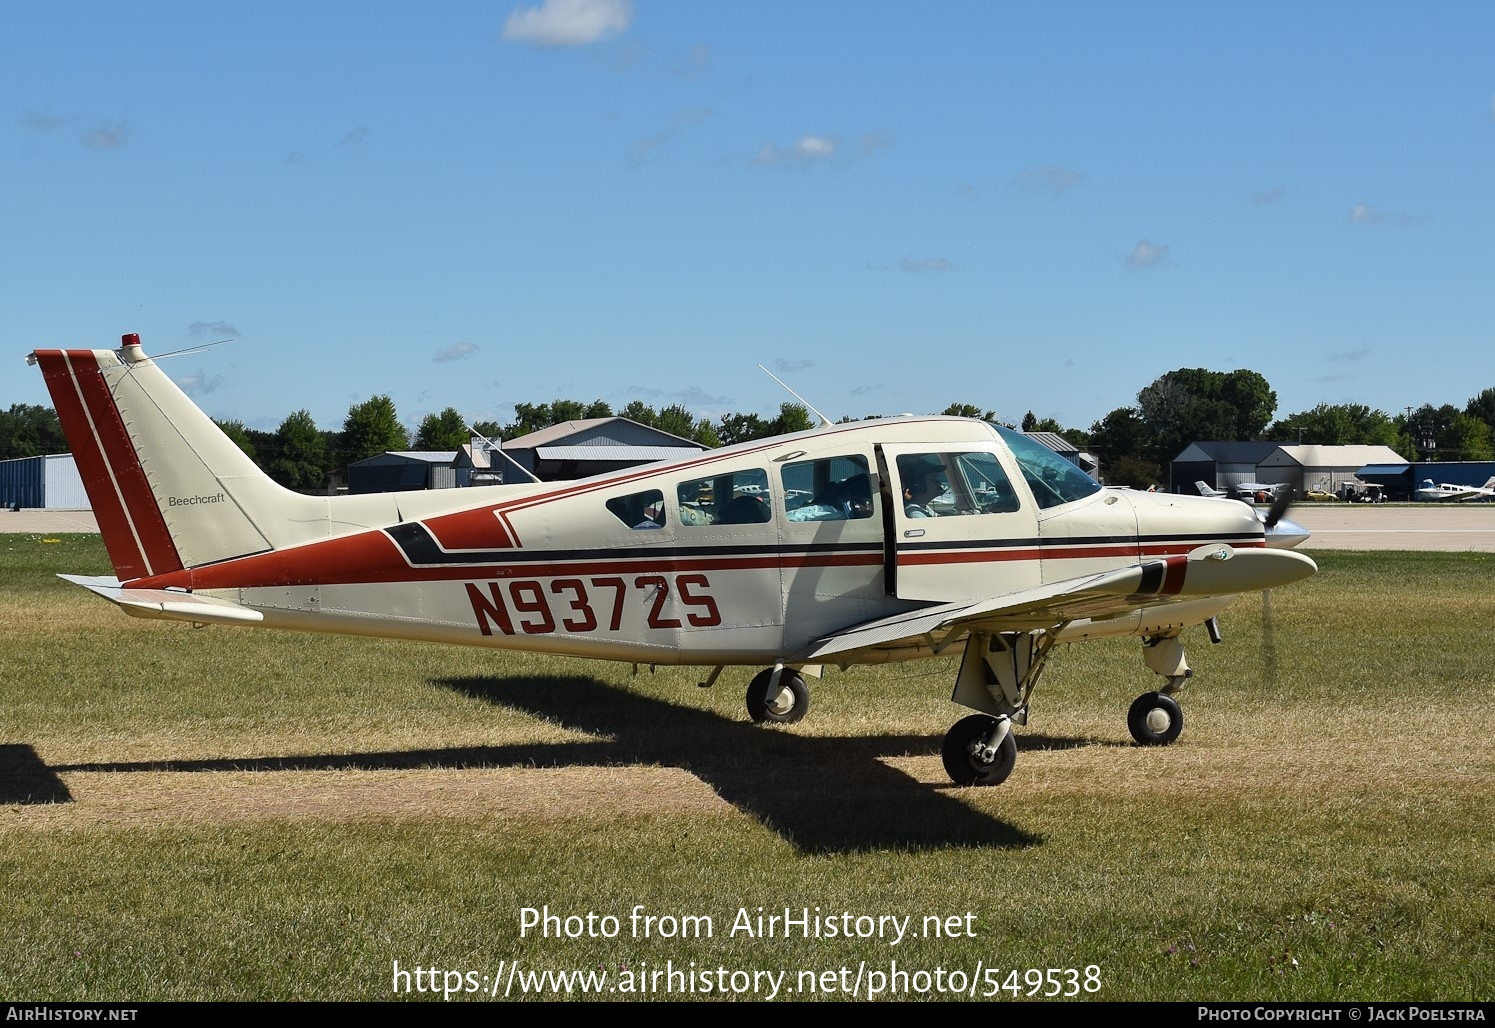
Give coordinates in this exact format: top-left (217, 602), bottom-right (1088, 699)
top-left (1195, 481), bottom-right (1228, 498)
top-left (28, 334), bottom-right (1317, 788)
top-left (1414, 477), bottom-right (1495, 502)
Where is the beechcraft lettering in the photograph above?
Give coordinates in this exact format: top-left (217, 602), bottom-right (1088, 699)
top-left (168, 492), bottom-right (226, 507)
top-left (28, 333), bottom-right (1317, 787)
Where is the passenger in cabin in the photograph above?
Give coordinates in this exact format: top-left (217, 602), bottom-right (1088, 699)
top-left (786, 473), bottom-right (874, 522)
top-left (899, 456), bottom-right (945, 518)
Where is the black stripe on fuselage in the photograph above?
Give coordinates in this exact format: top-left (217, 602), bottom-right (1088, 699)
top-left (385, 520), bottom-right (879, 568)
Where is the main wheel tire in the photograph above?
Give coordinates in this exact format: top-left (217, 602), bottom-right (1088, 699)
top-left (941, 714), bottom-right (1018, 787)
top-left (1127, 691), bottom-right (1184, 746)
top-left (745, 669), bottom-right (810, 724)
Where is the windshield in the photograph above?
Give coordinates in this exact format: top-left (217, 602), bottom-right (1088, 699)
top-left (992, 425), bottom-right (1101, 509)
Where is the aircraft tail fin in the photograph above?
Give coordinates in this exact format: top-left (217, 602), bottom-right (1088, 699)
top-left (29, 334), bottom-right (330, 584)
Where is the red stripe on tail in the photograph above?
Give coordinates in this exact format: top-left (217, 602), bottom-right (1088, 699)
top-left (32, 349), bottom-right (182, 581)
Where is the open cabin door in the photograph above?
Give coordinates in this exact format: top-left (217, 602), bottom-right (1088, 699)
top-left (875, 443), bottom-right (1043, 603)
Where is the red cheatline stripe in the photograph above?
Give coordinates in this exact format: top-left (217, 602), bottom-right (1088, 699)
top-left (1161, 555), bottom-right (1190, 595)
top-left (128, 530), bottom-right (890, 591)
top-left (66, 354), bottom-right (181, 576)
top-left (35, 350), bottom-right (186, 580)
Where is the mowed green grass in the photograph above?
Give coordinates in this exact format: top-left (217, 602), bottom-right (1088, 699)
top-left (1, 534), bottom-right (1491, 1002)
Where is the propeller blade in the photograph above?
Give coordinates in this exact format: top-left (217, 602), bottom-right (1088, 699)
top-left (1263, 488), bottom-right (1293, 529)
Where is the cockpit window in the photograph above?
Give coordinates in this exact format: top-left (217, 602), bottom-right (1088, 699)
top-left (993, 426), bottom-right (1100, 509)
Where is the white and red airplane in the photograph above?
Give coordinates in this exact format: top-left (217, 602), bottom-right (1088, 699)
top-left (28, 334), bottom-right (1317, 787)
top-left (1414, 477), bottom-right (1495, 503)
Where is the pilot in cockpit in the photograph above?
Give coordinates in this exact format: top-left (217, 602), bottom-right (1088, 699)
top-left (899, 457), bottom-right (944, 518)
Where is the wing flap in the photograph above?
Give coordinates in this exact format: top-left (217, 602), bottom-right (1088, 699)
top-left (800, 547), bottom-right (1315, 661)
top-left (58, 574), bottom-right (264, 625)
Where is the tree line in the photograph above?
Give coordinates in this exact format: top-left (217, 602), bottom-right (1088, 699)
top-left (5, 371), bottom-right (1494, 492)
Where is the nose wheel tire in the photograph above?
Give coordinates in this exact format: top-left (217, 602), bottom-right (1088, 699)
top-left (941, 714), bottom-right (1018, 787)
top-left (746, 669), bottom-right (810, 724)
top-left (1127, 691), bottom-right (1184, 746)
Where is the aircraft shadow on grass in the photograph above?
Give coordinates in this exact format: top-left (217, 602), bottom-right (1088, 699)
top-left (0, 674), bottom-right (1118, 853)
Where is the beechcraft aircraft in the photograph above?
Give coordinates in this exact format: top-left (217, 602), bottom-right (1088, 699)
top-left (1413, 477), bottom-right (1495, 503)
top-left (28, 335), bottom-right (1317, 786)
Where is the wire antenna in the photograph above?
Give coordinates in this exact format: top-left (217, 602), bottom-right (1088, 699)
top-left (465, 422), bottom-right (540, 483)
top-left (756, 363), bottom-right (831, 428)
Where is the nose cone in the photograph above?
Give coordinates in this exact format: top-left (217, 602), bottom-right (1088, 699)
top-left (1264, 514), bottom-right (1310, 549)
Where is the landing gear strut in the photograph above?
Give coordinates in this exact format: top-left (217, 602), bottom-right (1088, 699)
top-left (941, 714), bottom-right (1017, 786)
top-left (1128, 634), bottom-right (1191, 746)
top-left (745, 666), bottom-right (810, 724)
top-left (939, 629), bottom-right (1056, 787)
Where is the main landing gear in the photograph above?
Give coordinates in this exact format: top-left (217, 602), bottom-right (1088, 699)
top-left (745, 666), bottom-right (810, 724)
top-left (938, 628), bottom-right (1200, 787)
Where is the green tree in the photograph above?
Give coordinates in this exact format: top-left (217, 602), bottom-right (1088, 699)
top-left (655, 404), bottom-right (698, 440)
top-left (0, 404), bottom-right (66, 459)
top-left (1464, 388), bottom-right (1495, 432)
top-left (413, 407), bottom-right (470, 451)
top-left (619, 400), bottom-right (657, 428)
top-left (501, 399), bottom-right (613, 438)
top-left (1088, 407), bottom-right (1148, 463)
top-left (1268, 403), bottom-right (1399, 447)
top-left (213, 419), bottom-right (257, 460)
top-left (715, 412), bottom-right (769, 446)
top-left (768, 403), bottom-right (815, 436)
top-left (340, 395), bottom-right (408, 465)
top-left (1136, 368), bottom-right (1276, 465)
top-left (1101, 454), bottom-right (1162, 490)
top-left (942, 402), bottom-right (999, 420)
top-left (270, 410), bottom-right (329, 491)
top-left (1443, 412), bottom-right (1494, 461)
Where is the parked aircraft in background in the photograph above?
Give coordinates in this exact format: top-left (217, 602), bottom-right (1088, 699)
top-left (1194, 481), bottom-right (1228, 498)
top-left (29, 334), bottom-right (1317, 788)
top-left (1227, 481), bottom-right (1289, 503)
top-left (1414, 477), bottom-right (1495, 502)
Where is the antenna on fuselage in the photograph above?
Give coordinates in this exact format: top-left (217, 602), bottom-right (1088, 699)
top-left (465, 423), bottom-right (541, 484)
top-left (756, 364), bottom-right (832, 428)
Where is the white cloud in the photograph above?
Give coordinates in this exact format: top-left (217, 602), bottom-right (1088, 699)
top-left (1346, 203), bottom-right (1428, 227)
top-left (774, 358), bottom-right (815, 373)
top-left (81, 119), bottom-right (127, 151)
top-left (750, 134), bottom-right (852, 169)
top-left (1016, 166), bottom-right (1086, 196)
top-left (627, 107), bottom-right (713, 165)
top-left (175, 370), bottom-right (223, 397)
top-left (189, 321), bottom-right (240, 338)
top-left (899, 257), bottom-right (954, 273)
top-left (1123, 240), bottom-right (1169, 270)
top-left (434, 341), bottom-right (480, 363)
top-left (24, 111), bottom-right (65, 132)
top-left (503, 0), bottom-right (633, 48)
top-left (1250, 185), bottom-right (1286, 206)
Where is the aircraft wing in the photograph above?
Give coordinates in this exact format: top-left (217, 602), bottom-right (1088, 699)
top-left (58, 574), bottom-right (265, 625)
top-left (797, 545), bottom-right (1315, 662)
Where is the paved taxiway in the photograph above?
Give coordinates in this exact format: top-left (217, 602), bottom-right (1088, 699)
top-left (4, 504), bottom-right (1494, 551)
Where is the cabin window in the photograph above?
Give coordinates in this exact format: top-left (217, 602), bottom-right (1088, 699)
top-left (605, 489), bottom-right (666, 530)
top-left (895, 451), bottom-right (1021, 517)
top-left (676, 469), bottom-right (772, 526)
top-left (780, 455), bottom-right (874, 522)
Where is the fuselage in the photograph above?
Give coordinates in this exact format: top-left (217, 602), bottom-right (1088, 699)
top-left (125, 417), bottom-right (1278, 665)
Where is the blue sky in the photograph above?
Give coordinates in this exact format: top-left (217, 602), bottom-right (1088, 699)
top-left (5, 1), bottom-right (1493, 436)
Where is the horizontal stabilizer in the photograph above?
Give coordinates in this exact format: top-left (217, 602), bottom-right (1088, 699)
top-left (58, 574), bottom-right (264, 626)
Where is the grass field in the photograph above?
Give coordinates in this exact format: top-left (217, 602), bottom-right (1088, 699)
top-left (1, 534), bottom-right (1491, 1002)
